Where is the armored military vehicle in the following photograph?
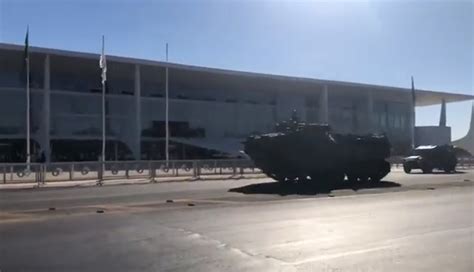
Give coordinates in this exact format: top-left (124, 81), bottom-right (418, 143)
top-left (244, 116), bottom-right (391, 185)
top-left (402, 145), bottom-right (457, 173)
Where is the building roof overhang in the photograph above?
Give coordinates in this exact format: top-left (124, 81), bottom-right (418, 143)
top-left (1, 42), bottom-right (472, 107)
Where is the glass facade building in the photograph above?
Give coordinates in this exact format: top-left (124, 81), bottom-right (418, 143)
top-left (0, 43), bottom-right (472, 162)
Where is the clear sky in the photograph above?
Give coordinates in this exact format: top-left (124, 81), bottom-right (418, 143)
top-left (0, 0), bottom-right (472, 139)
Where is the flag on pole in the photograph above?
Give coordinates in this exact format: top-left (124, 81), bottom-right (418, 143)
top-left (20, 26), bottom-right (30, 84)
top-left (24, 25), bottom-right (29, 61)
top-left (99, 36), bottom-right (107, 168)
top-left (411, 76), bottom-right (416, 148)
top-left (99, 36), bottom-right (107, 84)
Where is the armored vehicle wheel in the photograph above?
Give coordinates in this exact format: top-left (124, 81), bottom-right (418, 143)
top-left (297, 176), bottom-right (309, 182)
top-left (403, 165), bottom-right (411, 174)
top-left (370, 161), bottom-right (390, 182)
top-left (287, 175), bottom-right (298, 183)
top-left (346, 174), bottom-right (358, 184)
top-left (274, 175), bottom-right (286, 183)
top-left (443, 165), bottom-right (455, 173)
top-left (346, 173), bottom-right (368, 183)
top-left (331, 172), bottom-right (345, 185)
top-left (422, 167), bottom-right (432, 174)
top-left (270, 173), bottom-right (296, 183)
top-left (318, 172), bottom-right (344, 185)
top-left (369, 175), bottom-right (382, 182)
top-left (358, 176), bottom-right (369, 183)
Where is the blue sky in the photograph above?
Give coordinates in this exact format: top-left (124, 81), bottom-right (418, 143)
top-left (1, 0), bottom-right (472, 139)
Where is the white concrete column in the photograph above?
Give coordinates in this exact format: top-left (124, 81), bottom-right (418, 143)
top-left (439, 99), bottom-right (446, 127)
top-left (134, 64), bottom-right (141, 160)
top-left (43, 54), bottom-right (51, 162)
top-left (319, 85), bottom-right (329, 123)
top-left (367, 89), bottom-right (374, 132)
top-left (410, 85), bottom-right (416, 148)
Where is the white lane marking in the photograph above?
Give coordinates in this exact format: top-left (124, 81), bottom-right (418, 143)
top-left (290, 245), bottom-right (394, 264)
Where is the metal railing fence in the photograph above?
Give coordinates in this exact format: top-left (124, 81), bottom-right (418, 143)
top-left (1, 157), bottom-right (472, 186)
top-left (454, 157), bottom-right (474, 170)
top-left (0, 159), bottom-right (262, 185)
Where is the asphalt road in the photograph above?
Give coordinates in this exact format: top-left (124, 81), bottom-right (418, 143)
top-left (0, 169), bottom-right (473, 271)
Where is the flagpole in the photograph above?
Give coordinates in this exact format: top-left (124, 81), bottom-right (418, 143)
top-left (25, 26), bottom-right (31, 169)
top-left (411, 76), bottom-right (416, 149)
top-left (165, 43), bottom-right (169, 163)
top-left (26, 49), bottom-right (31, 167)
top-left (101, 35), bottom-right (106, 164)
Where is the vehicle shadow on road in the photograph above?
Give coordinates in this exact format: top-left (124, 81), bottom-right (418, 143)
top-left (229, 179), bottom-right (401, 196)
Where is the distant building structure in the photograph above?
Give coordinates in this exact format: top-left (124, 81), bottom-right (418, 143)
top-left (0, 43), bottom-right (473, 162)
top-left (415, 99), bottom-right (452, 146)
top-left (452, 103), bottom-right (474, 155)
top-left (416, 126), bottom-right (451, 146)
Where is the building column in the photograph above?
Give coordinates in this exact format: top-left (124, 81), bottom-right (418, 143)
top-left (319, 85), bottom-right (329, 123)
top-left (439, 99), bottom-right (446, 127)
top-left (367, 89), bottom-right (374, 133)
top-left (43, 54), bottom-right (51, 162)
top-left (410, 95), bottom-right (416, 149)
top-left (134, 64), bottom-right (141, 160)
top-left (384, 102), bottom-right (390, 132)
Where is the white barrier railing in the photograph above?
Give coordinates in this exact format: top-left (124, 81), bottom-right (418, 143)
top-left (0, 159), bottom-right (262, 185)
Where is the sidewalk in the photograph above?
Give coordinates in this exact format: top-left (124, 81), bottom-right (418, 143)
top-left (0, 173), bottom-right (268, 191)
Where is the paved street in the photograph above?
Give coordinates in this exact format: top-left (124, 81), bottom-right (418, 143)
top-left (1, 169), bottom-right (473, 271)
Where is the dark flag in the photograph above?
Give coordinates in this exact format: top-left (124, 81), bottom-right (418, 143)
top-left (19, 26), bottom-right (30, 85)
top-left (411, 76), bottom-right (416, 148)
top-left (24, 25), bottom-right (29, 61)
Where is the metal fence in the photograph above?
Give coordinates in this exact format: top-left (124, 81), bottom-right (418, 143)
top-left (1, 157), bottom-right (473, 186)
top-left (457, 157), bottom-right (474, 169)
top-left (0, 159), bottom-right (262, 185)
